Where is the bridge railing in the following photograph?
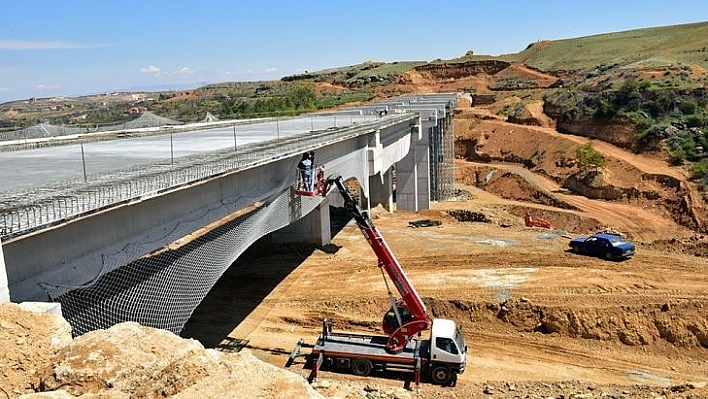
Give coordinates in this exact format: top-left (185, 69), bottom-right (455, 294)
top-left (0, 114), bottom-right (415, 240)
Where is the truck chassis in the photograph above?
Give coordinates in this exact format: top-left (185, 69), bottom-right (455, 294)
top-left (287, 320), bottom-right (459, 387)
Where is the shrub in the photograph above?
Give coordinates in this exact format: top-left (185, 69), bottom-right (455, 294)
top-left (595, 98), bottom-right (618, 119)
top-left (638, 80), bottom-right (652, 91)
top-left (678, 99), bottom-right (698, 115)
top-left (624, 110), bottom-right (653, 130)
top-left (669, 146), bottom-right (686, 165)
top-left (684, 113), bottom-right (707, 128)
top-left (689, 158), bottom-right (708, 180)
top-left (575, 141), bottom-right (606, 172)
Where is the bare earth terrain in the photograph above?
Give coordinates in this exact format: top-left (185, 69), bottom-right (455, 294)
top-left (182, 191), bottom-right (707, 398)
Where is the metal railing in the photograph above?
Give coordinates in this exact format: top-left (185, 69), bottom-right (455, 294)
top-left (0, 114), bottom-right (415, 240)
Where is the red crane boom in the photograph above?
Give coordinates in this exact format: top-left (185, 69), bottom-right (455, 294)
top-left (330, 177), bottom-right (430, 353)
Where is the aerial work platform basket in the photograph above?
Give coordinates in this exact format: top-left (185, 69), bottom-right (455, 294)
top-left (295, 165), bottom-right (327, 197)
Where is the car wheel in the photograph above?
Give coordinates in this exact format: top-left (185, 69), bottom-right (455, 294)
top-left (605, 252), bottom-right (613, 261)
top-left (351, 358), bottom-right (373, 376)
top-left (571, 245), bottom-right (580, 253)
top-left (430, 365), bottom-right (453, 386)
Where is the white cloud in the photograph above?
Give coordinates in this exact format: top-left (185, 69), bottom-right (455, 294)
top-left (176, 66), bottom-right (195, 75)
top-left (222, 67), bottom-right (281, 77)
top-left (0, 87), bottom-right (8, 92)
top-left (0, 40), bottom-right (110, 50)
top-left (140, 65), bottom-right (163, 76)
top-left (36, 83), bottom-right (61, 90)
top-left (140, 65), bottom-right (196, 78)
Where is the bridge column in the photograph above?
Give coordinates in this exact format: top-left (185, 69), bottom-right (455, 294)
top-left (368, 169), bottom-right (394, 213)
top-left (0, 240), bottom-right (9, 303)
top-left (272, 197), bottom-right (331, 245)
top-left (396, 123), bottom-right (430, 211)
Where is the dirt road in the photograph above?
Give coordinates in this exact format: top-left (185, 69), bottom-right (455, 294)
top-left (460, 161), bottom-right (690, 241)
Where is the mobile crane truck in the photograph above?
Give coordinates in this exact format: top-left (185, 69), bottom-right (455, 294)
top-left (288, 175), bottom-right (466, 387)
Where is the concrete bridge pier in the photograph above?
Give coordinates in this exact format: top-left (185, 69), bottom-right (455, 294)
top-left (368, 169), bottom-right (394, 213)
top-left (0, 241), bottom-right (8, 303)
top-left (272, 196), bottom-right (331, 245)
top-left (395, 124), bottom-right (430, 212)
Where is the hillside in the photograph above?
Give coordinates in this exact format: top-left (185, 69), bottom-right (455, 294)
top-left (511, 21), bottom-right (708, 73)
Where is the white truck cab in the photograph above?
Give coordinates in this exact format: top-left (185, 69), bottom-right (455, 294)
top-left (427, 318), bottom-right (467, 385)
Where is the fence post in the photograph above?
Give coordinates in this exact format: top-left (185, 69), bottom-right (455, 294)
top-left (81, 143), bottom-right (88, 183)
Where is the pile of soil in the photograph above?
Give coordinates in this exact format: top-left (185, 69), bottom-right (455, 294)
top-left (2, 302), bottom-right (704, 398)
top-left (0, 303), bottom-right (326, 398)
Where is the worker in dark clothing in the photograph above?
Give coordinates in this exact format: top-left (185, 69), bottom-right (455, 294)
top-left (298, 152), bottom-right (313, 191)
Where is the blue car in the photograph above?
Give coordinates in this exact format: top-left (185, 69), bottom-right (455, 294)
top-left (568, 232), bottom-right (635, 260)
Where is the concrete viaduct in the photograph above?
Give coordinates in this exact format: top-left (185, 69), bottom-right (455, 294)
top-left (0, 94), bottom-right (457, 335)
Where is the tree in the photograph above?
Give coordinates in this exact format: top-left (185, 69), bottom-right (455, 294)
top-left (575, 141), bottom-right (606, 172)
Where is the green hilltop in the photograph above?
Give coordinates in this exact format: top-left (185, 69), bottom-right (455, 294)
top-left (498, 21), bottom-right (708, 73)
top-left (298, 21), bottom-right (708, 79)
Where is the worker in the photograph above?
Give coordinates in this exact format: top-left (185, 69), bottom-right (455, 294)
top-left (298, 152), bottom-right (313, 191)
top-left (308, 151), bottom-right (317, 192)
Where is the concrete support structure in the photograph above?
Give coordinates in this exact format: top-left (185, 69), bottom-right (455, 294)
top-left (368, 169), bottom-right (394, 212)
top-left (272, 196), bottom-right (331, 245)
top-left (396, 124), bottom-right (430, 212)
top-left (0, 241), bottom-right (9, 303)
top-left (18, 302), bottom-right (63, 316)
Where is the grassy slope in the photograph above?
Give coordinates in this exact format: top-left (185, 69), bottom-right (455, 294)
top-left (300, 22), bottom-right (708, 83)
top-left (304, 61), bottom-right (427, 83)
top-left (513, 21), bottom-right (708, 72)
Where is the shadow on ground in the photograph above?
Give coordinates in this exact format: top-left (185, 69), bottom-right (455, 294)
top-left (181, 206), bottom-right (351, 347)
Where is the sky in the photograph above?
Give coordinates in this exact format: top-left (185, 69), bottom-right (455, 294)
top-left (1, 0), bottom-right (707, 104)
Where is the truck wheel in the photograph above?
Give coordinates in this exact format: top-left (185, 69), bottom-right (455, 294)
top-left (430, 365), bottom-right (452, 386)
top-left (351, 358), bottom-right (373, 376)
